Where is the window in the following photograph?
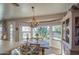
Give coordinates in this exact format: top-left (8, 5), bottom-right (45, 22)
top-left (21, 26), bottom-right (31, 41)
top-left (32, 26), bottom-right (49, 41)
top-left (0, 24), bottom-right (2, 39)
top-left (9, 24), bottom-right (14, 41)
top-left (22, 26), bottom-right (31, 32)
top-left (52, 25), bottom-right (61, 40)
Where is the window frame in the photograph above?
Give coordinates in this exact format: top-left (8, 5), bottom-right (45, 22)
top-left (21, 26), bottom-right (31, 41)
top-left (52, 25), bottom-right (62, 41)
top-left (0, 24), bottom-right (2, 39)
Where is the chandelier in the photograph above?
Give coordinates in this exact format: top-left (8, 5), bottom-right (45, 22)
top-left (30, 6), bottom-right (39, 28)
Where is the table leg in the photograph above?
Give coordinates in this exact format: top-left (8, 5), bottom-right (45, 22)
top-left (42, 48), bottom-right (45, 55)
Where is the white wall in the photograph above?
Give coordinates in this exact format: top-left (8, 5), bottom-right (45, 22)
top-left (0, 3), bottom-right (5, 20)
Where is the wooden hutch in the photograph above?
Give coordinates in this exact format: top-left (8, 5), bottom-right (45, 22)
top-left (62, 7), bottom-right (79, 55)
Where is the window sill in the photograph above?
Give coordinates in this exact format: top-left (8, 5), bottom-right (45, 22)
top-left (52, 38), bottom-right (61, 42)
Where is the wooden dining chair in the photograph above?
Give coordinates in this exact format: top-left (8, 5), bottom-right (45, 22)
top-left (20, 44), bottom-right (30, 55)
top-left (30, 44), bottom-right (42, 55)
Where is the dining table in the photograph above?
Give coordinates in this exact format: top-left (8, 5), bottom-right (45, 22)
top-left (22, 40), bottom-right (49, 55)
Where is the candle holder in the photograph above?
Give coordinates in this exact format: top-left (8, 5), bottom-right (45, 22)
top-left (36, 33), bottom-right (39, 43)
top-left (26, 34), bottom-right (29, 43)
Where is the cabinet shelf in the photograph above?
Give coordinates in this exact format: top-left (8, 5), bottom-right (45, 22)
top-left (75, 25), bottom-right (79, 27)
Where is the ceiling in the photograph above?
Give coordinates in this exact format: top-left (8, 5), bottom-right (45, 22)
top-left (0, 3), bottom-right (74, 20)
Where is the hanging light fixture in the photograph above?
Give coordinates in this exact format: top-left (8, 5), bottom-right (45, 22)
top-left (30, 6), bottom-right (39, 28)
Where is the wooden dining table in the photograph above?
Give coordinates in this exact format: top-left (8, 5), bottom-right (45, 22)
top-left (0, 40), bottom-right (21, 55)
top-left (23, 40), bottom-right (49, 55)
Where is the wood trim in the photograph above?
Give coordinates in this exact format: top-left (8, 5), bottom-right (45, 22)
top-left (2, 12), bottom-right (66, 21)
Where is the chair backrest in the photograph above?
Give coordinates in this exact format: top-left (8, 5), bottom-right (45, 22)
top-left (20, 44), bottom-right (31, 54)
top-left (30, 44), bottom-right (41, 54)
